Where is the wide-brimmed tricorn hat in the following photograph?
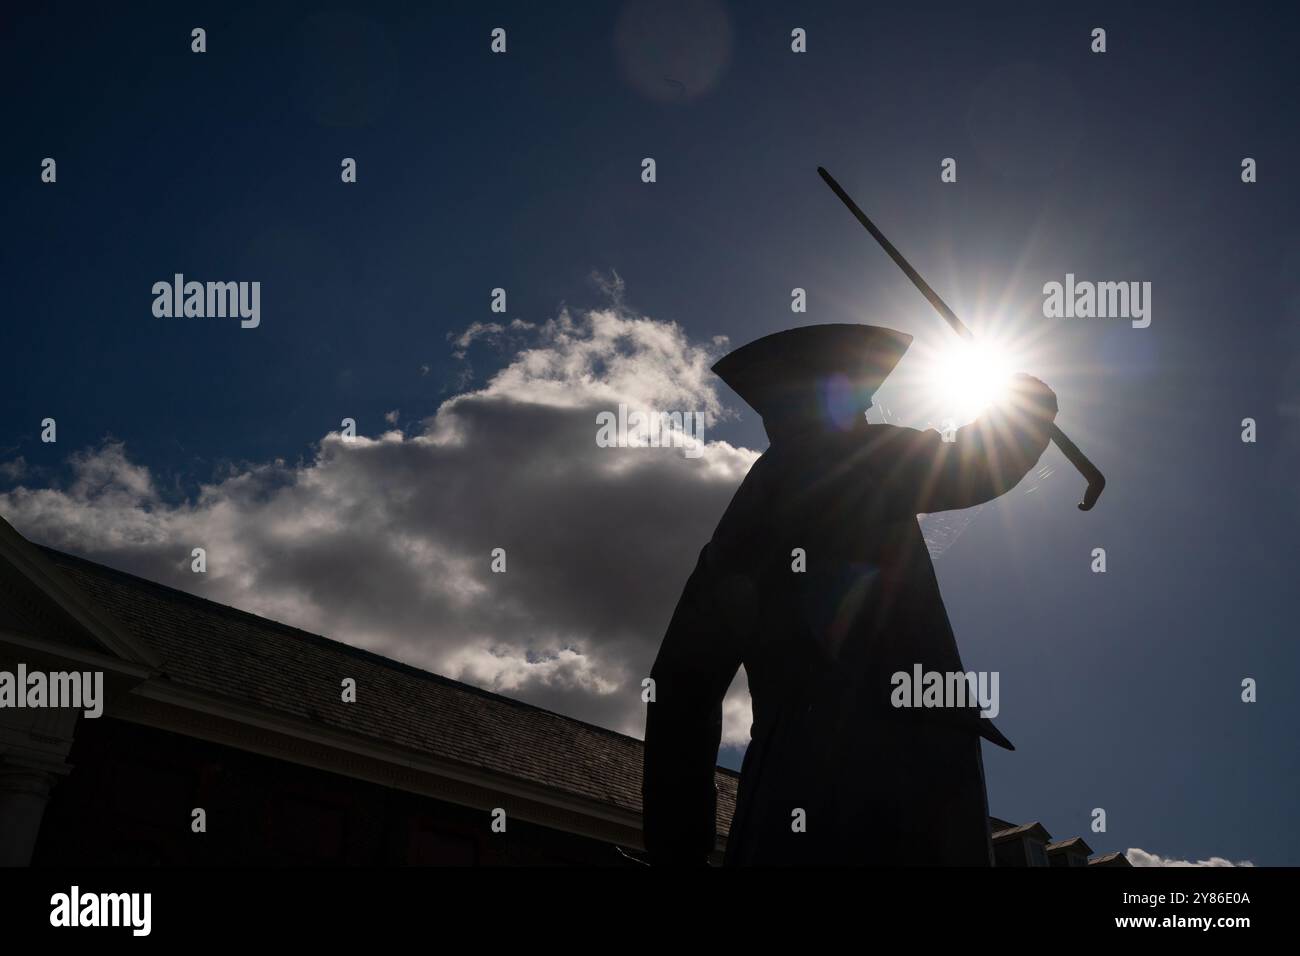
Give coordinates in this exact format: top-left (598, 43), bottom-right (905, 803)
top-left (711, 324), bottom-right (912, 421)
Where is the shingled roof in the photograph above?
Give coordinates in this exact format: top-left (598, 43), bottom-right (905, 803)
top-left (34, 546), bottom-right (740, 839)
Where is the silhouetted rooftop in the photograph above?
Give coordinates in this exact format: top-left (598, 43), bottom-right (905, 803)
top-left (37, 545), bottom-right (740, 837)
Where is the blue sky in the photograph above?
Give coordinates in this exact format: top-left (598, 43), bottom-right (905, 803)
top-left (3, 1), bottom-right (1298, 865)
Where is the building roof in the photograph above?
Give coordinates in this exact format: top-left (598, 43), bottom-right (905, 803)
top-left (33, 545), bottom-right (740, 838)
top-left (1047, 836), bottom-right (1094, 856)
top-left (1088, 851), bottom-right (1133, 867)
top-left (991, 821), bottom-right (1052, 844)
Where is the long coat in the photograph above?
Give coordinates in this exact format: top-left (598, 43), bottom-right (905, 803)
top-left (642, 403), bottom-right (1055, 865)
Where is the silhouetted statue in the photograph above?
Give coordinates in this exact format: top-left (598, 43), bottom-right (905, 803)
top-left (642, 324), bottom-right (1058, 865)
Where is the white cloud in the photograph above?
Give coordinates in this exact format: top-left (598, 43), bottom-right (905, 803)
top-left (448, 318), bottom-right (538, 359)
top-left (0, 298), bottom-right (758, 741)
top-left (444, 644), bottom-right (622, 697)
top-left (1125, 848), bottom-right (1255, 867)
top-left (721, 669), bottom-right (753, 748)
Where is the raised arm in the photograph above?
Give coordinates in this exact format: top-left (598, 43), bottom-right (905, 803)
top-left (866, 374), bottom-right (1059, 515)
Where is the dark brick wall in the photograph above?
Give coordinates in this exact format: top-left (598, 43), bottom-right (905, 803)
top-left (33, 717), bottom-right (634, 866)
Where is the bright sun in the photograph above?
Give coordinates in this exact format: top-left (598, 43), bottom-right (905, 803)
top-left (927, 339), bottom-right (1015, 421)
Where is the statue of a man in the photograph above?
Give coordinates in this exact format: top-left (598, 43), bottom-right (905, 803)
top-left (642, 324), bottom-right (1058, 865)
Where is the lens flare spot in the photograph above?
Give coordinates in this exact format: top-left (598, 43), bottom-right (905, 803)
top-left (928, 340), bottom-right (1014, 420)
